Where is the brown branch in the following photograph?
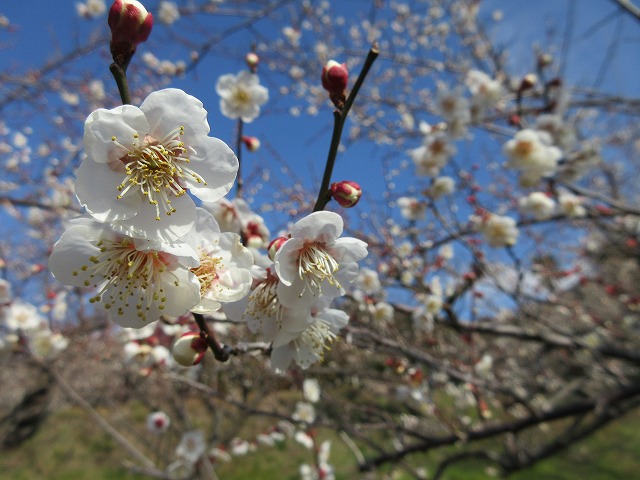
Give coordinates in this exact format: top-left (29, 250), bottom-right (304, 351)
top-left (359, 382), bottom-right (640, 471)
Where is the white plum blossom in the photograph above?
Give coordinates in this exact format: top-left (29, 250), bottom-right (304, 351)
top-left (303, 378), bottom-right (321, 403)
top-left (475, 354), bottom-right (494, 378)
top-left (436, 86), bottom-right (470, 138)
top-left (372, 301), bottom-right (394, 323)
top-left (430, 176), bottom-right (456, 199)
top-left (176, 430), bottom-right (206, 464)
top-left (29, 329), bottom-right (69, 358)
top-left (183, 209), bottom-right (253, 314)
top-left (147, 411), bottom-right (171, 434)
top-left (518, 192), bottom-right (556, 219)
top-left (292, 401), bottom-right (316, 424)
top-left (203, 197), bottom-right (270, 247)
top-left (471, 213), bottom-right (519, 247)
top-left (77, 88), bottom-right (238, 242)
top-left (216, 71), bottom-right (269, 123)
top-left (295, 431), bottom-right (315, 449)
top-left (269, 299), bottom-right (350, 370)
top-left (355, 267), bottom-right (381, 295)
top-left (76, 0), bottom-right (106, 18)
top-left (412, 277), bottom-right (444, 332)
top-left (1, 300), bottom-right (45, 332)
top-left (300, 440), bottom-right (335, 480)
top-left (48, 218), bottom-right (201, 328)
top-left (230, 438), bottom-right (251, 456)
top-left (274, 211), bottom-right (367, 307)
top-left (558, 191), bottom-right (587, 218)
top-left (535, 114), bottom-right (577, 152)
top-left (466, 69), bottom-right (503, 114)
top-left (158, 1), bottom-right (180, 25)
top-left (503, 129), bottom-right (563, 186)
top-left (410, 132), bottom-right (456, 177)
top-left (397, 197), bottom-right (427, 221)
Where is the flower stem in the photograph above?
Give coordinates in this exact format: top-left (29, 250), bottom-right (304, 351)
top-left (235, 118), bottom-right (245, 198)
top-left (109, 62), bottom-right (131, 105)
top-left (193, 312), bottom-right (232, 362)
top-left (313, 43), bottom-right (379, 212)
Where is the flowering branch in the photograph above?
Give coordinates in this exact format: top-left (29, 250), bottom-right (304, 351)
top-left (313, 44), bottom-right (379, 212)
top-left (192, 312), bottom-right (232, 362)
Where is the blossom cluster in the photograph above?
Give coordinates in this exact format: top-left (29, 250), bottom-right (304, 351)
top-left (0, 279), bottom-right (68, 359)
top-left (47, 48), bottom-right (367, 371)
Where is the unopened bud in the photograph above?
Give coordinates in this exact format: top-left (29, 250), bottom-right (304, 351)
top-left (537, 53), bottom-right (553, 69)
top-left (108, 0), bottom-right (153, 65)
top-left (172, 332), bottom-right (208, 367)
top-left (322, 60), bottom-right (348, 108)
top-left (268, 237), bottom-right (289, 261)
top-left (245, 52), bottom-right (260, 73)
top-left (241, 135), bottom-right (260, 152)
top-left (518, 73), bottom-right (537, 92)
top-left (330, 180), bottom-right (362, 208)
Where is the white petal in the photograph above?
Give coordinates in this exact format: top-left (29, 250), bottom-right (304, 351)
top-left (186, 137), bottom-right (238, 203)
top-left (161, 270), bottom-right (201, 317)
top-left (75, 158), bottom-right (141, 222)
top-left (84, 105), bottom-right (149, 164)
top-left (274, 238), bottom-right (303, 286)
top-left (48, 223), bottom-right (108, 287)
top-left (110, 193), bottom-right (196, 242)
top-left (291, 211), bottom-right (343, 243)
top-left (140, 89), bottom-right (210, 144)
top-left (270, 344), bottom-right (295, 371)
top-left (331, 237), bottom-right (368, 263)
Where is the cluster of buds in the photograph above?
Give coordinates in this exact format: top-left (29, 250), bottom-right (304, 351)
top-left (322, 60), bottom-right (349, 108)
top-left (108, 0), bottom-right (153, 67)
top-left (330, 180), bottom-right (362, 208)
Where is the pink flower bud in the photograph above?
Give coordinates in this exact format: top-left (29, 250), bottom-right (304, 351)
top-left (146, 411), bottom-right (171, 434)
top-left (518, 73), bottom-right (537, 92)
top-left (241, 135), bottom-right (261, 152)
top-left (330, 180), bottom-right (362, 208)
top-left (245, 52), bottom-right (260, 72)
top-left (322, 60), bottom-right (348, 107)
top-left (108, 0), bottom-right (153, 60)
top-left (268, 237), bottom-right (289, 261)
top-left (172, 332), bottom-right (208, 367)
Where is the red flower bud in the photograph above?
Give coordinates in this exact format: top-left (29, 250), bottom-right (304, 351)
top-left (241, 135), bottom-right (260, 152)
top-left (518, 73), bottom-right (537, 92)
top-left (322, 60), bottom-right (348, 107)
top-left (268, 236), bottom-right (289, 261)
top-left (172, 332), bottom-right (208, 367)
top-left (330, 180), bottom-right (362, 208)
top-left (108, 0), bottom-right (153, 64)
top-left (245, 52), bottom-right (260, 73)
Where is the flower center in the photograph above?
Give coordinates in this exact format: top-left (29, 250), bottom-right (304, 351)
top-left (233, 88), bottom-right (252, 107)
top-left (245, 276), bottom-right (280, 323)
top-left (514, 140), bottom-right (534, 157)
top-left (111, 126), bottom-right (207, 220)
top-left (296, 319), bottom-right (337, 362)
top-left (297, 242), bottom-right (340, 296)
top-left (72, 238), bottom-right (173, 322)
top-left (192, 254), bottom-right (223, 295)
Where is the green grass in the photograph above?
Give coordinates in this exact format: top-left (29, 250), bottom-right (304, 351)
top-left (1, 406), bottom-right (638, 479)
